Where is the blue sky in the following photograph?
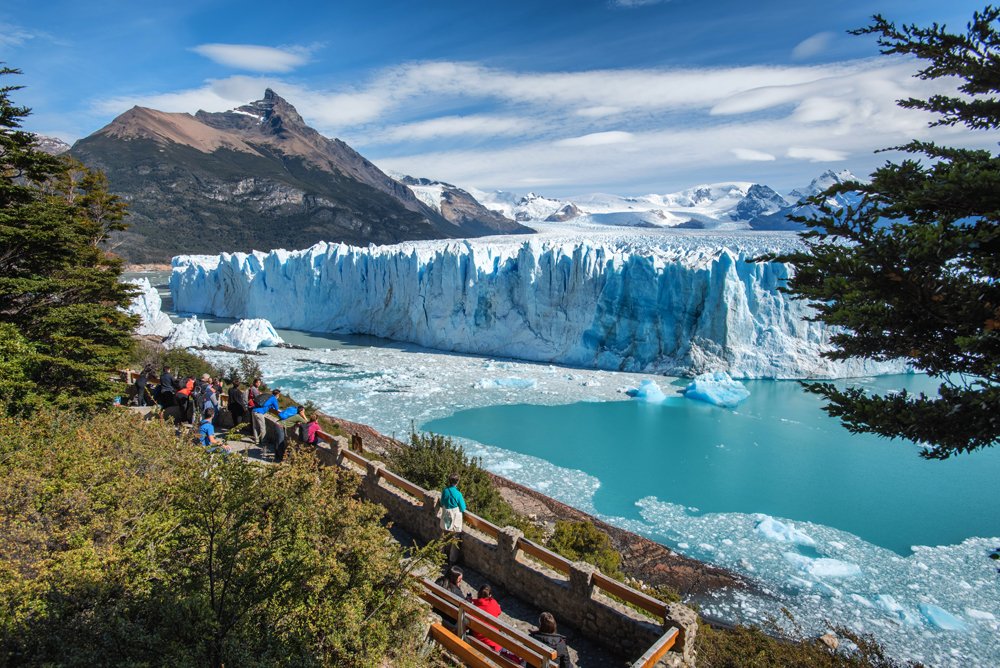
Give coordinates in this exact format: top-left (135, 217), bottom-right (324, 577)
top-left (3, 0), bottom-right (995, 196)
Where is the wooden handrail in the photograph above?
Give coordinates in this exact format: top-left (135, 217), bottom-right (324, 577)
top-left (591, 572), bottom-right (667, 619)
top-left (631, 627), bottom-right (678, 667)
top-left (339, 447), bottom-right (369, 468)
top-left (516, 537), bottom-right (572, 575)
top-left (429, 623), bottom-right (503, 668)
top-left (378, 467), bottom-right (427, 499)
top-left (463, 512), bottom-right (501, 539)
top-left (422, 579), bottom-right (558, 667)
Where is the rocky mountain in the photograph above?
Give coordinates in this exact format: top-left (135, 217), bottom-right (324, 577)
top-left (730, 184), bottom-right (788, 221)
top-left (69, 90), bottom-right (522, 263)
top-left (33, 135), bottom-right (71, 155)
top-left (749, 170), bottom-right (862, 231)
top-left (396, 176), bottom-right (532, 236)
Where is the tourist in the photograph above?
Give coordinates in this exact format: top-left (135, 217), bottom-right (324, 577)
top-left (248, 378), bottom-right (263, 441)
top-left (228, 379), bottom-right (248, 429)
top-left (135, 365), bottom-right (152, 406)
top-left (252, 388), bottom-right (280, 450)
top-left (440, 473), bottom-right (466, 564)
top-left (202, 375), bottom-right (220, 415)
top-left (471, 584), bottom-right (503, 652)
top-left (435, 565), bottom-right (466, 599)
top-left (305, 414), bottom-right (324, 446)
top-left (157, 365), bottom-right (175, 406)
top-left (175, 377), bottom-right (195, 423)
top-left (199, 408), bottom-right (221, 449)
top-left (276, 405), bottom-right (307, 463)
top-left (530, 612), bottom-right (574, 668)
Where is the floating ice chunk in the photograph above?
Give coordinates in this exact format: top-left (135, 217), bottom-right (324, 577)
top-left (163, 316), bottom-right (212, 349)
top-left (849, 593), bottom-right (874, 608)
top-left (920, 604), bottom-right (968, 631)
top-left (125, 278), bottom-right (174, 337)
top-left (627, 379), bottom-right (667, 402)
top-left (784, 552), bottom-right (861, 579)
top-left (682, 371), bottom-right (750, 407)
top-left (213, 318), bottom-right (284, 350)
top-left (475, 377), bottom-right (538, 390)
top-left (965, 608), bottom-right (996, 622)
top-left (755, 515), bottom-right (817, 547)
top-left (876, 594), bottom-right (922, 626)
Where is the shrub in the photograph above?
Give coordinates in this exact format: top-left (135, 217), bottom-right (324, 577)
top-left (547, 520), bottom-right (622, 577)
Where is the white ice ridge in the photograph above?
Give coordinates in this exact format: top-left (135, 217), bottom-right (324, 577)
top-left (125, 278), bottom-right (174, 337)
top-left (163, 316), bottom-right (285, 351)
top-left (170, 230), bottom-right (905, 379)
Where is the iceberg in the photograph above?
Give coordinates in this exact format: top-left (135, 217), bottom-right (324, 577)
top-left (755, 515), bottom-right (816, 547)
top-left (170, 232), bottom-right (906, 379)
top-left (920, 604), bottom-right (968, 632)
top-left (683, 371), bottom-right (750, 407)
top-left (163, 316), bottom-right (213, 349)
top-left (215, 318), bottom-right (284, 350)
top-left (475, 377), bottom-right (537, 390)
top-left (125, 278), bottom-right (174, 337)
top-left (627, 379), bottom-right (668, 403)
top-left (783, 552), bottom-right (861, 579)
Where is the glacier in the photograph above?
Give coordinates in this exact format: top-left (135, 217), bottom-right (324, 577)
top-left (126, 277), bottom-right (175, 337)
top-left (170, 229), bottom-right (904, 379)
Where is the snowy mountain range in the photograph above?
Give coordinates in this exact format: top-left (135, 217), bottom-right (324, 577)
top-left (440, 170), bottom-right (861, 231)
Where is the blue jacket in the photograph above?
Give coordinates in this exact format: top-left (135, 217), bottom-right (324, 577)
top-left (199, 419), bottom-right (215, 446)
top-left (441, 485), bottom-right (466, 511)
top-left (253, 395), bottom-right (279, 414)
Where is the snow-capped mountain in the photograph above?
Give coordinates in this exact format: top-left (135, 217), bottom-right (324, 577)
top-left (750, 170), bottom-right (862, 231)
top-left (394, 176), bottom-right (531, 236)
top-left (787, 169), bottom-right (860, 203)
top-left (33, 135), bottom-right (71, 155)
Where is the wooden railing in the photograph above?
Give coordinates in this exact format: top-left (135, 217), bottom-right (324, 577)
top-left (429, 623), bottom-right (502, 668)
top-left (516, 537), bottom-right (572, 576)
top-left (463, 512), bottom-right (501, 540)
top-left (631, 627), bottom-right (679, 668)
top-left (592, 572), bottom-right (668, 620)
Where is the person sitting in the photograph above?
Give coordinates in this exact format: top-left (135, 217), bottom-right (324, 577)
top-left (530, 612), bottom-right (574, 668)
top-left (434, 565), bottom-right (466, 599)
top-left (198, 408), bottom-right (224, 451)
top-left (470, 584), bottom-right (503, 652)
top-left (305, 415), bottom-right (325, 446)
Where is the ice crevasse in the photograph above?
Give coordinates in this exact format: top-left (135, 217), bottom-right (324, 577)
top-left (170, 236), bottom-right (904, 379)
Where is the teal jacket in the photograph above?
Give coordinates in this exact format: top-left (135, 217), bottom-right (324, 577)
top-left (441, 485), bottom-right (466, 512)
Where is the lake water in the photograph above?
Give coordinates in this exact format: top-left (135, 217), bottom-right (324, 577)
top-left (424, 375), bottom-right (1000, 556)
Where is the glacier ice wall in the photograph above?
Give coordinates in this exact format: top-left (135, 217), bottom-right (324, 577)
top-left (170, 236), bottom-right (903, 379)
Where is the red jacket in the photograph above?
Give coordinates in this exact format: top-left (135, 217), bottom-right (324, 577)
top-left (471, 597), bottom-right (502, 652)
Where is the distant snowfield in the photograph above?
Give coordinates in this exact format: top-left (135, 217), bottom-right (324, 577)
top-left (172, 225), bottom-right (904, 380)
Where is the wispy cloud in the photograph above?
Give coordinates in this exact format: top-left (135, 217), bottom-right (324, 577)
top-left (611, 0), bottom-right (669, 7)
top-left (792, 32), bottom-right (836, 60)
top-left (88, 55), bottom-right (983, 193)
top-left (191, 43), bottom-right (315, 73)
top-left (732, 148), bottom-right (776, 161)
top-left (787, 146), bottom-right (848, 162)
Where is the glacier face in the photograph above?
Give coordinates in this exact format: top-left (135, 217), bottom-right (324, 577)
top-left (170, 230), bottom-right (902, 379)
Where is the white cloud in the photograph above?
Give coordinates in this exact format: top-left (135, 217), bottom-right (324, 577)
top-left (555, 131), bottom-right (634, 147)
top-left (787, 146), bottom-right (848, 162)
top-left (612, 0), bottom-right (669, 7)
top-left (191, 43), bottom-right (313, 73)
top-left (732, 148), bottom-right (776, 161)
top-left (0, 24), bottom-right (37, 49)
top-left (576, 106), bottom-right (623, 118)
top-left (792, 32), bottom-right (836, 60)
top-left (374, 115), bottom-right (531, 143)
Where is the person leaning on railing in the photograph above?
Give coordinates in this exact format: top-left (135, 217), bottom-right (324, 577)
top-left (251, 388), bottom-right (280, 450)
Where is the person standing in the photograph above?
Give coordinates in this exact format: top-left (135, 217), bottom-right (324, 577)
top-left (276, 406), bottom-right (307, 463)
top-left (440, 473), bottom-right (466, 564)
top-left (248, 378), bottom-right (263, 442)
top-left (228, 379), bottom-right (248, 430)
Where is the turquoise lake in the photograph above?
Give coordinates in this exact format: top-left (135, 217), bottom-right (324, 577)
top-left (424, 374), bottom-right (1000, 555)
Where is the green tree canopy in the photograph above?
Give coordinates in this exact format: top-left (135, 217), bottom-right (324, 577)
top-left (773, 7), bottom-right (1000, 458)
top-left (0, 67), bottom-right (136, 414)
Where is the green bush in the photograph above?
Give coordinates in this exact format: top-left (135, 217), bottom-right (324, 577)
top-left (547, 520), bottom-right (622, 577)
top-left (0, 410), bottom-right (434, 667)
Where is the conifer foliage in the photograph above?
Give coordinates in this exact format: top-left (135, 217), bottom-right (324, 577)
top-left (774, 8), bottom-right (1000, 458)
top-left (0, 67), bottom-right (136, 414)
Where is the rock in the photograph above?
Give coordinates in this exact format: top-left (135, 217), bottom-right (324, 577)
top-left (819, 632), bottom-right (839, 650)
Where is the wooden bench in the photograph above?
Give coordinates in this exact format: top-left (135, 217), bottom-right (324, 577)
top-left (420, 578), bottom-right (559, 668)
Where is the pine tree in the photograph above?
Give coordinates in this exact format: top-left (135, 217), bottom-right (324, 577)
top-left (0, 67), bottom-right (136, 413)
top-left (774, 8), bottom-right (1000, 458)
